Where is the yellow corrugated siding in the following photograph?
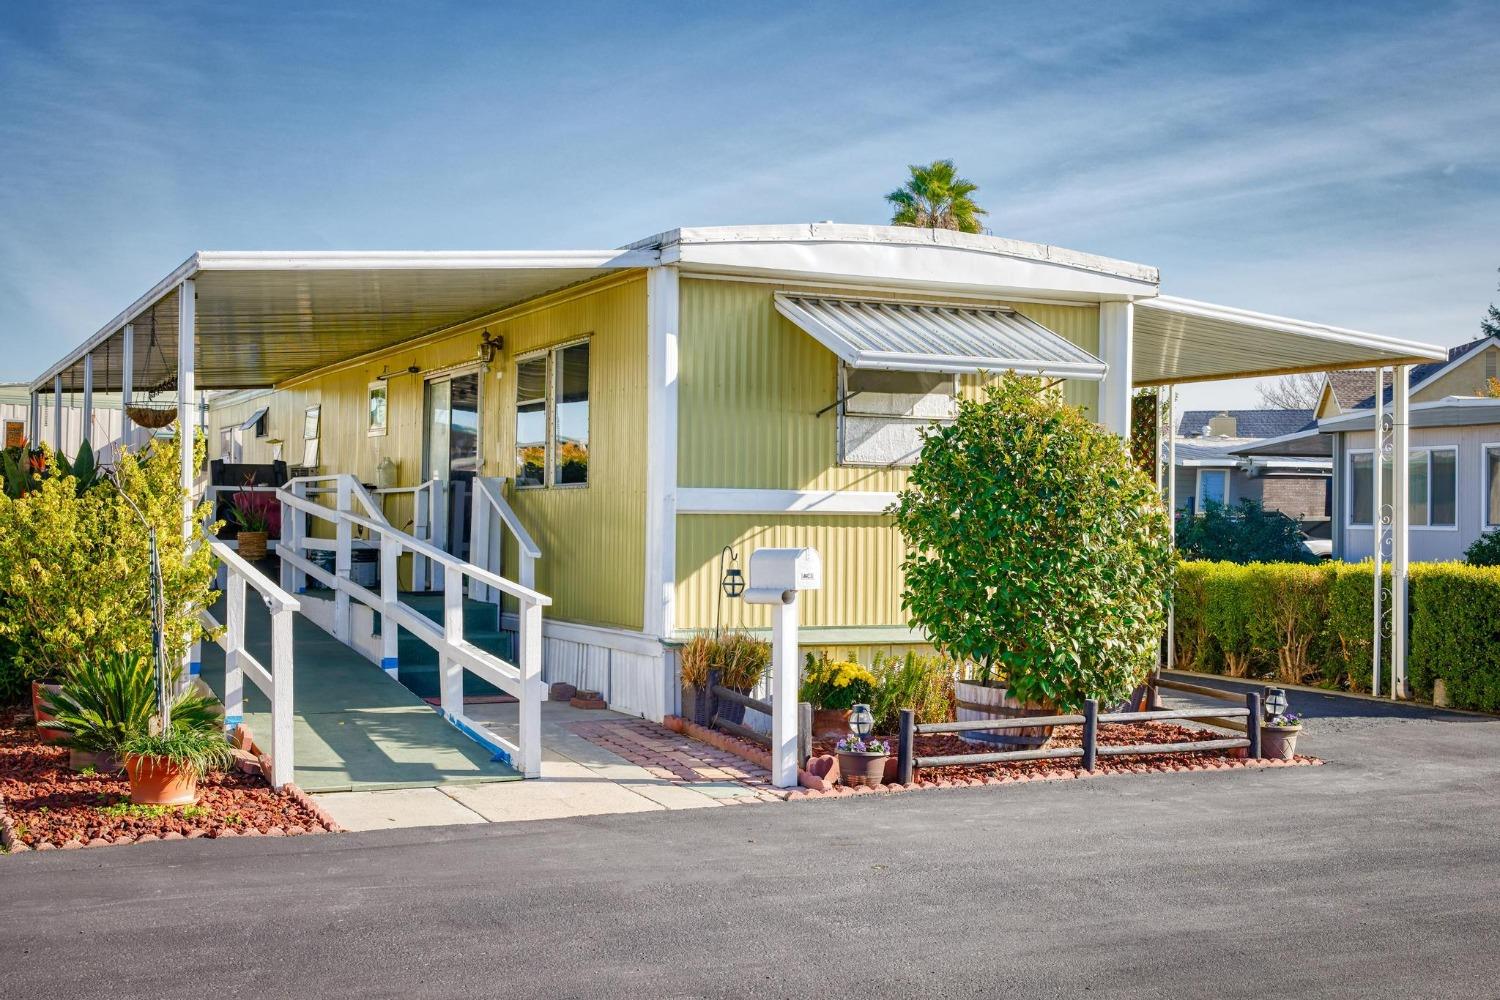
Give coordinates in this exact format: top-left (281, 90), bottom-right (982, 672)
top-left (672, 279), bottom-right (1101, 633)
top-left (676, 514), bottom-right (909, 632)
top-left (207, 273), bottom-right (648, 631)
top-left (677, 278), bottom-right (1100, 492)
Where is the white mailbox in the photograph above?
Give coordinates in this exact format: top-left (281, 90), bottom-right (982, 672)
top-left (740, 546), bottom-right (821, 789)
top-left (743, 547), bottom-right (822, 605)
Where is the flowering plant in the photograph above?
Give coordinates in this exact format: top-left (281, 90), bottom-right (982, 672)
top-left (835, 735), bottom-right (890, 755)
top-left (1267, 710), bottom-right (1303, 728)
top-left (800, 655), bottom-right (877, 710)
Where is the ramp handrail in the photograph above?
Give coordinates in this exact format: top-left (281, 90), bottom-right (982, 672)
top-left (470, 476), bottom-right (541, 602)
top-left (278, 473), bottom-right (549, 777)
top-left (198, 533), bottom-right (299, 788)
top-left (372, 478), bottom-right (443, 590)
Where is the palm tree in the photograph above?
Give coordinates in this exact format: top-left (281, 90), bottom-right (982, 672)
top-left (885, 159), bottom-right (988, 234)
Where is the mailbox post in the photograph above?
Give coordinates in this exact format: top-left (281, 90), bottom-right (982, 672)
top-left (742, 547), bottom-right (822, 789)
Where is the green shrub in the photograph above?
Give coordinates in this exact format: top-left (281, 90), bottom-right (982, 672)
top-left (0, 433), bottom-right (219, 696)
top-left (39, 652), bottom-right (223, 754)
top-left (1176, 499), bottom-right (1318, 564)
top-left (1245, 562), bottom-right (1332, 684)
top-left (1409, 563), bottom-right (1500, 712)
top-left (1464, 531), bottom-right (1500, 567)
top-left (1200, 562), bottom-right (1260, 676)
top-left (1326, 561), bottom-right (1383, 692)
top-left (868, 650), bottom-right (954, 732)
top-left (1171, 563), bottom-right (1213, 672)
top-left (892, 373), bottom-right (1173, 712)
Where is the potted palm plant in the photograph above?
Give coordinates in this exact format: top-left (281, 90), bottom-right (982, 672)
top-left (120, 729), bottom-right (236, 805)
top-left (229, 489), bottom-right (272, 561)
top-left (40, 651), bottom-right (222, 772)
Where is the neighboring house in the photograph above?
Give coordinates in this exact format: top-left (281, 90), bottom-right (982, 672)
top-left (1320, 336), bottom-right (1500, 562)
top-left (0, 381), bottom-right (125, 456)
top-left (1173, 408), bottom-right (1332, 541)
top-left (24, 225), bottom-right (1446, 729)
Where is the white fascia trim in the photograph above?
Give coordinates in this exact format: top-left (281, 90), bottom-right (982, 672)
top-left (1177, 459), bottom-right (1239, 468)
top-left (1319, 395), bottom-right (1500, 431)
top-left (1226, 426), bottom-right (1325, 455)
top-left (196, 248), bottom-right (658, 271)
top-left (32, 253), bottom-right (201, 391)
top-left (678, 487), bottom-right (897, 515)
top-left (1142, 296), bottom-right (1447, 362)
top-left (1402, 337), bottom-right (1500, 396)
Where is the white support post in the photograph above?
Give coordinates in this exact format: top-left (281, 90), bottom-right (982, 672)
top-left (121, 323), bottom-right (134, 451)
top-left (768, 596), bottom-right (800, 789)
top-left (334, 475), bottom-right (352, 643)
top-left (224, 573), bottom-right (246, 730)
top-left (439, 572), bottom-right (464, 720)
top-left (1098, 301), bottom-right (1135, 437)
top-left (431, 480), bottom-right (449, 590)
top-left (177, 278), bottom-right (196, 541)
top-left (517, 599), bottom-right (543, 778)
top-left (53, 375), bottom-right (63, 452)
top-left (81, 353), bottom-right (94, 453)
top-left (1164, 386), bottom-right (1177, 671)
top-left (269, 607), bottom-right (295, 789)
top-left (379, 533), bottom-right (400, 678)
top-left (28, 391), bottom-right (39, 446)
top-left (1392, 365), bottom-right (1410, 699)
top-left (413, 482), bottom-right (431, 591)
top-left (643, 265), bottom-right (680, 642)
top-left (1372, 368), bottom-right (1386, 699)
top-left (470, 487), bottom-right (491, 604)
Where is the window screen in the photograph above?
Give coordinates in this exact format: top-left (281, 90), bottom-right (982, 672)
top-left (839, 367), bottom-right (956, 467)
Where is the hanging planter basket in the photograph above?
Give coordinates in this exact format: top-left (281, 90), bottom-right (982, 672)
top-left (126, 404), bottom-right (178, 429)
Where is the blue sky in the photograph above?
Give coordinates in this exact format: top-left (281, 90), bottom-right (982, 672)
top-left (1, 1), bottom-right (1497, 407)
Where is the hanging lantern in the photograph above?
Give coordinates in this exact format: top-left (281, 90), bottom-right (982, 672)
top-left (719, 546), bottom-right (744, 599)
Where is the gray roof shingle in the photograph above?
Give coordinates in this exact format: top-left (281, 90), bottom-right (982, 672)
top-left (1175, 408), bottom-right (1315, 439)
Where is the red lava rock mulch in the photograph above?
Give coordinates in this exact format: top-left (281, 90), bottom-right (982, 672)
top-left (0, 710), bottom-right (338, 852)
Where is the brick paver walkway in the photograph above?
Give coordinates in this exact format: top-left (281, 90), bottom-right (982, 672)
top-left (568, 718), bottom-right (787, 804)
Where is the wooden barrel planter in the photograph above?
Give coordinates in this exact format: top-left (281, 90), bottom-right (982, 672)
top-left (954, 679), bottom-right (1055, 749)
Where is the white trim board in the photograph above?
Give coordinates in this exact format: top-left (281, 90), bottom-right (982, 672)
top-left (498, 614), bottom-right (666, 659)
top-left (677, 488), bottom-right (898, 516)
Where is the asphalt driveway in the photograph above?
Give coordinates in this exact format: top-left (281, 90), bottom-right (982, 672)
top-left (3, 681), bottom-right (1498, 1000)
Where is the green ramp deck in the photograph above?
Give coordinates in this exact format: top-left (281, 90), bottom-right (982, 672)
top-left (198, 596), bottom-right (522, 793)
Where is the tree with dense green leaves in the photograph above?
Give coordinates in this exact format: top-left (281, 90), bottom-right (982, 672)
top-left (1175, 498), bottom-right (1318, 564)
top-left (1465, 530), bottom-right (1500, 566)
top-left (891, 373), bottom-right (1174, 712)
top-left (0, 431), bottom-right (219, 702)
top-left (1483, 268), bottom-right (1500, 339)
top-left (885, 159), bottom-right (987, 234)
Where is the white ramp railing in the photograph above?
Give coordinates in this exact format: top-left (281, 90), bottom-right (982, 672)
top-left (277, 474), bottom-right (550, 777)
top-left (372, 478), bottom-right (444, 591)
top-left (469, 476), bottom-right (541, 604)
top-left (199, 534), bottom-right (299, 789)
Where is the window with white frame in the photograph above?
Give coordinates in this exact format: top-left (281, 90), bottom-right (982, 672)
top-left (838, 366), bottom-right (957, 467)
top-left (514, 339), bottom-right (590, 488)
top-left (1195, 469), bottom-right (1229, 513)
top-left (1485, 445), bottom-right (1500, 529)
top-left (1347, 447), bottom-right (1456, 527)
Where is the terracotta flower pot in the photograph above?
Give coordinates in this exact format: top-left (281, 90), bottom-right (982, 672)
top-left (1260, 724), bottom-right (1301, 762)
top-left (123, 754), bottom-right (200, 806)
top-left (237, 530), bottom-right (268, 561)
top-left (837, 751), bottom-right (889, 788)
top-left (31, 680), bottom-right (68, 744)
top-left (812, 708), bottom-right (852, 739)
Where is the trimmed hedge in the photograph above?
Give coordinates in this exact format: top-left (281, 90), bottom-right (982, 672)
top-left (1174, 560), bottom-right (1499, 711)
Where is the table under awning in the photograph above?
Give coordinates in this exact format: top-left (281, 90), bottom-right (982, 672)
top-left (773, 293), bottom-right (1108, 379)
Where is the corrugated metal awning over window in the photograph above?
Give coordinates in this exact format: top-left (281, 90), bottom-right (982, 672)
top-left (773, 294), bottom-right (1107, 380)
top-left (237, 406), bottom-right (269, 431)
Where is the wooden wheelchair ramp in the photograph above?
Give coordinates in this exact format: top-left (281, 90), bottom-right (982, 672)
top-left (198, 596), bottom-right (522, 793)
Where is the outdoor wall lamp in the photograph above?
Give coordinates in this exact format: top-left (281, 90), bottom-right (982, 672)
top-left (1263, 686), bottom-right (1289, 720)
top-left (478, 330), bottom-right (503, 365)
top-left (850, 703), bottom-right (875, 739)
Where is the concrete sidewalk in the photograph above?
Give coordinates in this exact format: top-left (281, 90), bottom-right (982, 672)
top-left (311, 702), bottom-right (782, 831)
